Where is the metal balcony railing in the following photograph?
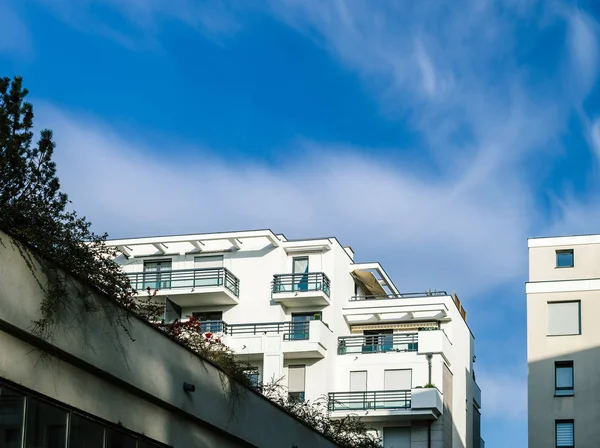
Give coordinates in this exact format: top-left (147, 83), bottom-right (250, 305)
top-left (126, 267), bottom-right (240, 297)
top-left (271, 272), bottom-right (331, 297)
top-left (328, 390), bottom-right (411, 412)
top-left (337, 333), bottom-right (418, 355)
top-left (195, 320), bottom-right (311, 340)
top-left (350, 291), bottom-right (447, 301)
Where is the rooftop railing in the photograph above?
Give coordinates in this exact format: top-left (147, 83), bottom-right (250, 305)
top-left (126, 267), bottom-right (240, 297)
top-left (337, 333), bottom-right (418, 355)
top-left (272, 272), bottom-right (331, 297)
top-left (328, 390), bottom-right (411, 412)
top-left (350, 291), bottom-right (447, 301)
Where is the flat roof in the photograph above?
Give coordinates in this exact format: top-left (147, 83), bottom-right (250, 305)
top-left (528, 233), bottom-right (600, 248)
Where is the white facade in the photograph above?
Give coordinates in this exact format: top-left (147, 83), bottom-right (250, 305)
top-left (108, 229), bottom-right (483, 448)
top-left (527, 235), bottom-right (600, 448)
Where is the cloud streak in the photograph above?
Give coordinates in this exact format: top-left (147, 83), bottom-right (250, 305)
top-left (41, 103), bottom-right (532, 297)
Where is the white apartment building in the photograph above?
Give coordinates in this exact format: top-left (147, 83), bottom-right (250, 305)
top-left (527, 235), bottom-right (600, 448)
top-left (107, 229), bottom-right (483, 448)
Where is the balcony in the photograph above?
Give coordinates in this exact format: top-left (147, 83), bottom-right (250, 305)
top-left (417, 329), bottom-right (452, 365)
top-left (216, 319), bottom-right (332, 359)
top-left (126, 267), bottom-right (240, 306)
top-left (337, 333), bottom-right (418, 355)
top-left (328, 388), bottom-right (442, 422)
top-left (271, 272), bottom-right (331, 307)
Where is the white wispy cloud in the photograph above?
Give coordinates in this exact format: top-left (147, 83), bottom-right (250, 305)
top-left (39, 103), bottom-right (532, 296)
top-left (568, 8), bottom-right (598, 95)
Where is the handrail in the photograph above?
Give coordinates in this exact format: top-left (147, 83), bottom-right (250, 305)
top-left (194, 320), bottom-right (311, 340)
top-left (337, 333), bottom-right (418, 355)
top-left (126, 267), bottom-right (240, 297)
top-left (350, 291), bottom-right (447, 301)
top-left (272, 272), bottom-right (331, 297)
top-left (328, 390), bottom-right (411, 411)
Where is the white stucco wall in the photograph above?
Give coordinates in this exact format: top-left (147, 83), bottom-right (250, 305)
top-left (108, 230), bottom-right (480, 447)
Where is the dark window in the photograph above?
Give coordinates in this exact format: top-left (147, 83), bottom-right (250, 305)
top-left (105, 428), bottom-right (137, 448)
top-left (363, 329), bottom-right (393, 353)
top-left (556, 420), bottom-right (574, 447)
top-left (69, 414), bottom-right (104, 448)
top-left (556, 250), bottom-right (574, 268)
top-left (25, 398), bottom-right (67, 448)
top-left (245, 369), bottom-right (260, 388)
top-left (192, 311), bottom-right (224, 332)
top-left (555, 362), bottom-right (574, 396)
top-left (0, 386), bottom-right (25, 448)
top-left (288, 392), bottom-right (305, 402)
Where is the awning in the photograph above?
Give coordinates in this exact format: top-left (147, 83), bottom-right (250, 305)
top-left (351, 270), bottom-right (387, 296)
top-left (351, 321), bottom-right (440, 333)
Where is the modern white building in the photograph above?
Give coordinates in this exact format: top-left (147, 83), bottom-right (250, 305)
top-left (107, 229), bottom-right (483, 448)
top-left (527, 234), bottom-right (600, 448)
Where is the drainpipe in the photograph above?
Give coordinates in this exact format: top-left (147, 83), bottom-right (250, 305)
top-left (428, 421), bottom-right (432, 448)
top-left (426, 352), bottom-right (433, 384)
top-left (426, 353), bottom-right (433, 448)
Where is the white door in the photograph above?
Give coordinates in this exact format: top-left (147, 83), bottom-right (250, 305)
top-left (349, 371), bottom-right (367, 410)
top-left (383, 427), bottom-right (411, 448)
top-left (384, 370), bottom-right (411, 409)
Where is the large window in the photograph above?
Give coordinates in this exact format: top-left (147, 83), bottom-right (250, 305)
top-left (547, 301), bottom-right (581, 336)
top-left (143, 260), bottom-right (172, 290)
top-left (556, 250), bottom-right (574, 268)
top-left (0, 382), bottom-right (168, 448)
top-left (555, 420), bottom-right (574, 448)
top-left (0, 387), bottom-right (25, 448)
top-left (25, 398), bottom-right (68, 448)
top-left (292, 257), bottom-right (309, 291)
top-left (555, 361), bottom-right (574, 396)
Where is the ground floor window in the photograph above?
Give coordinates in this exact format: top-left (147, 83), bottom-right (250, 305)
top-left (0, 380), bottom-right (168, 448)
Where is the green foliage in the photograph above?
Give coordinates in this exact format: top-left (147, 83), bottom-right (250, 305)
top-left (423, 383), bottom-right (436, 388)
top-left (261, 379), bottom-right (381, 448)
top-left (0, 76), bottom-right (134, 312)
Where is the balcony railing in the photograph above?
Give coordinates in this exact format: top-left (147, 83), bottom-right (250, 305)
top-left (127, 267), bottom-right (240, 297)
top-left (272, 272), bottom-right (331, 297)
top-left (350, 291), bottom-right (447, 301)
top-left (328, 390), bottom-right (411, 412)
top-left (337, 333), bottom-right (418, 355)
top-left (195, 320), bottom-right (311, 340)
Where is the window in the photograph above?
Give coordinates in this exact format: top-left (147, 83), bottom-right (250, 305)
top-left (192, 311), bottom-right (224, 333)
top-left (105, 428), bottom-right (137, 448)
top-left (556, 420), bottom-right (574, 447)
top-left (556, 250), bottom-right (574, 268)
top-left (547, 301), bottom-right (581, 336)
top-left (0, 386), bottom-right (25, 448)
top-left (0, 382), bottom-right (168, 448)
top-left (25, 398), bottom-right (68, 448)
top-left (288, 365), bottom-right (306, 402)
top-left (143, 260), bottom-right (172, 290)
top-left (555, 362), bottom-right (574, 396)
top-left (363, 330), bottom-right (393, 353)
top-left (69, 414), bottom-right (104, 448)
top-left (292, 257), bottom-right (309, 291)
top-left (244, 369), bottom-right (260, 389)
top-left (288, 312), bottom-right (320, 341)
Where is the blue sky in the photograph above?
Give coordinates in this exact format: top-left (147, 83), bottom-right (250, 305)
top-left (3, 0), bottom-right (600, 446)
